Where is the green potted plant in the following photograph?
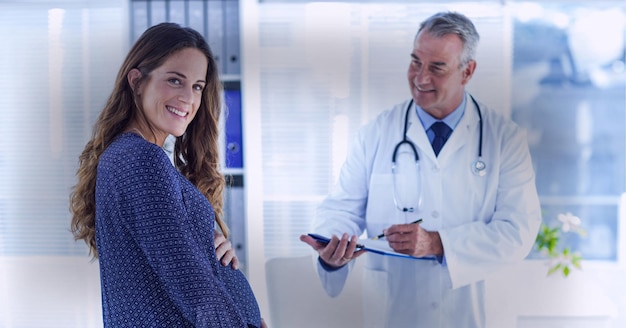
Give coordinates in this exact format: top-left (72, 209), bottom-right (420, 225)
top-left (534, 212), bottom-right (587, 277)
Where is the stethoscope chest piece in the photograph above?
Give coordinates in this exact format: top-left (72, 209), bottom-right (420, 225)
top-left (472, 159), bottom-right (487, 176)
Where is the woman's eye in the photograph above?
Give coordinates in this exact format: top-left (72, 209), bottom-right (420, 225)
top-left (193, 84), bottom-right (204, 92)
top-left (168, 78), bottom-right (181, 85)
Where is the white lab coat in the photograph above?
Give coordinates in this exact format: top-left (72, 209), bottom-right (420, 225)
top-left (312, 96), bottom-right (542, 328)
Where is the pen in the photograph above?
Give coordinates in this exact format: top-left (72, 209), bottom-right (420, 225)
top-left (371, 218), bottom-right (423, 240)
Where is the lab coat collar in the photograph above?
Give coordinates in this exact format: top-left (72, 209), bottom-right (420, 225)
top-left (405, 93), bottom-right (480, 163)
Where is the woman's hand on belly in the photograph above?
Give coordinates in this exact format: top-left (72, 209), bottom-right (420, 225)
top-left (214, 231), bottom-right (240, 270)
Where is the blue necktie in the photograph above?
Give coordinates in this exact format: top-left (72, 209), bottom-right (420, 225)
top-left (430, 122), bottom-right (452, 156)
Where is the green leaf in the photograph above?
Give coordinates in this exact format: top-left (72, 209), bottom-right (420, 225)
top-left (563, 266), bottom-right (570, 277)
top-left (562, 248), bottom-right (570, 256)
top-left (548, 263), bottom-right (562, 275)
top-left (571, 254), bottom-right (583, 269)
top-left (572, 261), bottom-right (582, 270)
top-left (548, 239), bottom-right (558, 252)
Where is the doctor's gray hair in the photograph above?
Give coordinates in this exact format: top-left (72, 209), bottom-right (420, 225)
top-left (417, 12), bottom-right (480, 68)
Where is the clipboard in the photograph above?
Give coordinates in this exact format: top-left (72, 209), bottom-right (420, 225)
top-left (307, 233), bottom-right (436, 260)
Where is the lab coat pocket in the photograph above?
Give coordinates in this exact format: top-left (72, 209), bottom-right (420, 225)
top-left (465, 168), bottom-right (493, 223)
top-left (362, 267), bottom-right (388, 328)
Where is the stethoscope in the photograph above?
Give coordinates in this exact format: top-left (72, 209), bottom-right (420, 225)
top-left (391, 95), bottom-right (486, 213)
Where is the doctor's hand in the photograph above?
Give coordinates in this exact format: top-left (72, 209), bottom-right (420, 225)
top-left (214, 231), bottom-right (240, 270)
top-left (384, 223), bottom-right (443, 258)
top-left (300, 233), bottom-right (366, 268)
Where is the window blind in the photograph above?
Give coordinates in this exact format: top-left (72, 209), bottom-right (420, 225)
top-left (0, 2), bottom-right (127, 256)
top-left (0, 2), bottom-right (126, 327)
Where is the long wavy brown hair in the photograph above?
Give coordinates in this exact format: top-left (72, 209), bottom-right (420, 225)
top-left (70, 22), bottom-right (227, 258)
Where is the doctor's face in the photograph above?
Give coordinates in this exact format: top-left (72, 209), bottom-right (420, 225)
top-left (407, 31), bottom-right (476, 119)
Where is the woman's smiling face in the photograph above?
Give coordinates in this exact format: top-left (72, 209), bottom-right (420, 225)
top-left (130, 47), bottom-right (208, 145)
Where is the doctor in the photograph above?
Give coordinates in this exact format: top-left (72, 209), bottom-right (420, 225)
top-left (300, 11), bottom-right (541, 327)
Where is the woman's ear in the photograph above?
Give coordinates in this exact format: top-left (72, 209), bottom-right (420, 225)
top-left (127, 68), bottom-right (143, 95)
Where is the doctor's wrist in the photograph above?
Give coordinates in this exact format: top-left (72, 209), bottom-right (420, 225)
top-left (427, 231), bottom-right (444, 256)
top-left (318, 256), bottom-right (345, 272)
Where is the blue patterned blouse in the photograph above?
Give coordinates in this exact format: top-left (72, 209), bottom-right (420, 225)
top-left (95, 132), bottom-right (261, 327)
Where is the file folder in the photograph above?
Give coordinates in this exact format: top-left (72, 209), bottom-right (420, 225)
top-left (207, 0), bottom-right (226, 73)
top-left (224, 0), bottom-right (240, 75)
top-left (223, 81), bottom-right (243, 168)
